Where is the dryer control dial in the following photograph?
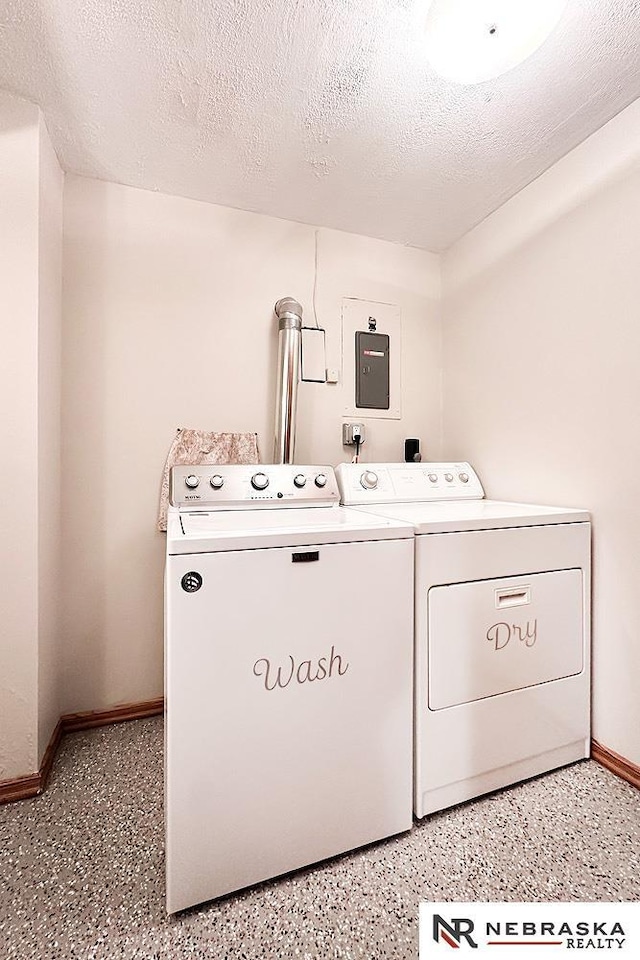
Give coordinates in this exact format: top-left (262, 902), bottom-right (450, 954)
top-left (184, 474), bottom-right (200, 489)
top-left (314, 473), bottom-right (327, 488)
top-left (251, 472), bottom-right (269, 491)
top-left (293, 474), bottom-right (307, 488)
top-left (360, 470), bottom-right (379, 490)
top-left (444, 473), bottom-right (454, 482)
top-left (210, 475), bottom-right (224, 489)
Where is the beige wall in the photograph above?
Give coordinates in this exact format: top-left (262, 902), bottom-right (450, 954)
top-left (61, 176), bottom-right (442, 713)
top-left (0, 95), bottom-right (40, 779)
top-left (442, 98), bottom-right (640, 768)
top-left (0, 94), bottom-right (62, 779)
top-left (37, 115), bottom-right (64, 760)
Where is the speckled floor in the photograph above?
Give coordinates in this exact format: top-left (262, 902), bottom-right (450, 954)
top-left (1, 719), bottom-right (638, 960)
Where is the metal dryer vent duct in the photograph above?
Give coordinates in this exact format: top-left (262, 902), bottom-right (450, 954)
top-left (273, 297), bottom-right (303, 464)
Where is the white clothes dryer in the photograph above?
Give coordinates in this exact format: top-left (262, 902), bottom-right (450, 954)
top-left (165, 464), bottom-right (414, 913)
top-left (336, 462), bottom-right (591, 818)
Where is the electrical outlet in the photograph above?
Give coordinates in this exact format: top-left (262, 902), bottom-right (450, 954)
top-left (342, 423), bottom-right (366, 446)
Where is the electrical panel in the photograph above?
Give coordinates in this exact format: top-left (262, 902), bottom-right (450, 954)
top-left (355, 331), bottom-right (389, 410)
top-left (341, 299), bottom-right (401, 421)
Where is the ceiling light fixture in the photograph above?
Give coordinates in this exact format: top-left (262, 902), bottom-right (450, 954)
top-left (423, 0), bottom-right (568, 85)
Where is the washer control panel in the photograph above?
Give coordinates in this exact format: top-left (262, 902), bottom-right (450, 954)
top-left (170, 464), bottom-right (340, 510)
top-left (335, 462), bottom-right (484, 504)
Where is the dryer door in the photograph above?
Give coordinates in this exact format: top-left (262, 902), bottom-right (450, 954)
top-left (428, 569), bottom-right (584, 710)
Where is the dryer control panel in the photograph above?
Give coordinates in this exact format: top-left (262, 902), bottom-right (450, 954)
top-left (170, 464), bottom-right (340, 510)
top-left (336, 462), bottom-right (484, 505)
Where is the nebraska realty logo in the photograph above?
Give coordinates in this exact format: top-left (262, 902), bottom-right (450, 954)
top-left (420, 904), bottom-right (639, 958)
top-left (433, 915), bottom-right (478, 948)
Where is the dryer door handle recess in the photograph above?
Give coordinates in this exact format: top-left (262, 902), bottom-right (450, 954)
top-left (495, 586), bottom-right (531, 608)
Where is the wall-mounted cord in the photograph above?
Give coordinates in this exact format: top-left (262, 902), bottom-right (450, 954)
top-left (312, 229), bottom-right (320, 329)
top-left (351, 433), bottom-right (362, 463)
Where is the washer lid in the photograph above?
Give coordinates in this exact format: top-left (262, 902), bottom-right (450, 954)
top-left (166, 505), bottom-right (414, 554)
top-left (347, 499), bottom-right (590, 534)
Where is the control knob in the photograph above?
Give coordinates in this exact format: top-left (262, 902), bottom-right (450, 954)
top-left (251, 472), bottom-right (269, 491)
top-left (314, 473), bottom-right (328, 488)
top-left (360, 470), bottom-right (379, 490)
top-left (444, 473), bottom-right (454, 482)
top-left (428, 473), bottom-right (438, 483)
top-left (210, 475), bottom-right (224, 489)
top-left (293, 474), bottom-right (307, 488)
top-left (184, 474), bottom-right (200, 489)
top-left (459, 472), bottom-right (469, 483)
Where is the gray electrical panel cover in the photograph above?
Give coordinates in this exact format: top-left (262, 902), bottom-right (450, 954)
top-left (355, 331), bottom-right (390, 410)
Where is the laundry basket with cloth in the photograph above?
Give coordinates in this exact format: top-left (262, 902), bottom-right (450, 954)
top-left (158, 428), bottom-right (260, 531)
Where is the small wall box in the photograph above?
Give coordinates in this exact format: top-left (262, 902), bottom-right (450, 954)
top-left (301, 327), bottom-right (327, 383)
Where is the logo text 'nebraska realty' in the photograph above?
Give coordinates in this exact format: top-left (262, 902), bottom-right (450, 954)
top-left (433, 914), bottom-right (625, 949)
top-left (420, 904), bottom-right (639, 957)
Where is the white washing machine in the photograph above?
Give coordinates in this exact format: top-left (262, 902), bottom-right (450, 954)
top-left (165, 464), bottom-right (414, 913)
top-left (336, 462), bottom-right (591, 818)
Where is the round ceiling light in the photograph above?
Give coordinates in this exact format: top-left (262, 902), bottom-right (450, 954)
top-left (424, 0), bottom-right (568, 85)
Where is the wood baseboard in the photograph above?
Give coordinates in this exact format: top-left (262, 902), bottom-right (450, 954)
top-left (592, 739), bottom-right (640, 790)
top-left (39, 718), bottom-right (64, 789)
top-left (0, 772), bottom-right (42, 804)
top-left (0, 698), bottom-right (164, 805)
top-left (61, 697), bottom-right (164, 732)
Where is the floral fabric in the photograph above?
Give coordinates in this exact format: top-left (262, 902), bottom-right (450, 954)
top-left (158, 428), bottom-right (260, 530)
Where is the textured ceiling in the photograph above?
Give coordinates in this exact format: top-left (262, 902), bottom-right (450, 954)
top-left (1, 0), bottom-right (640, 251)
